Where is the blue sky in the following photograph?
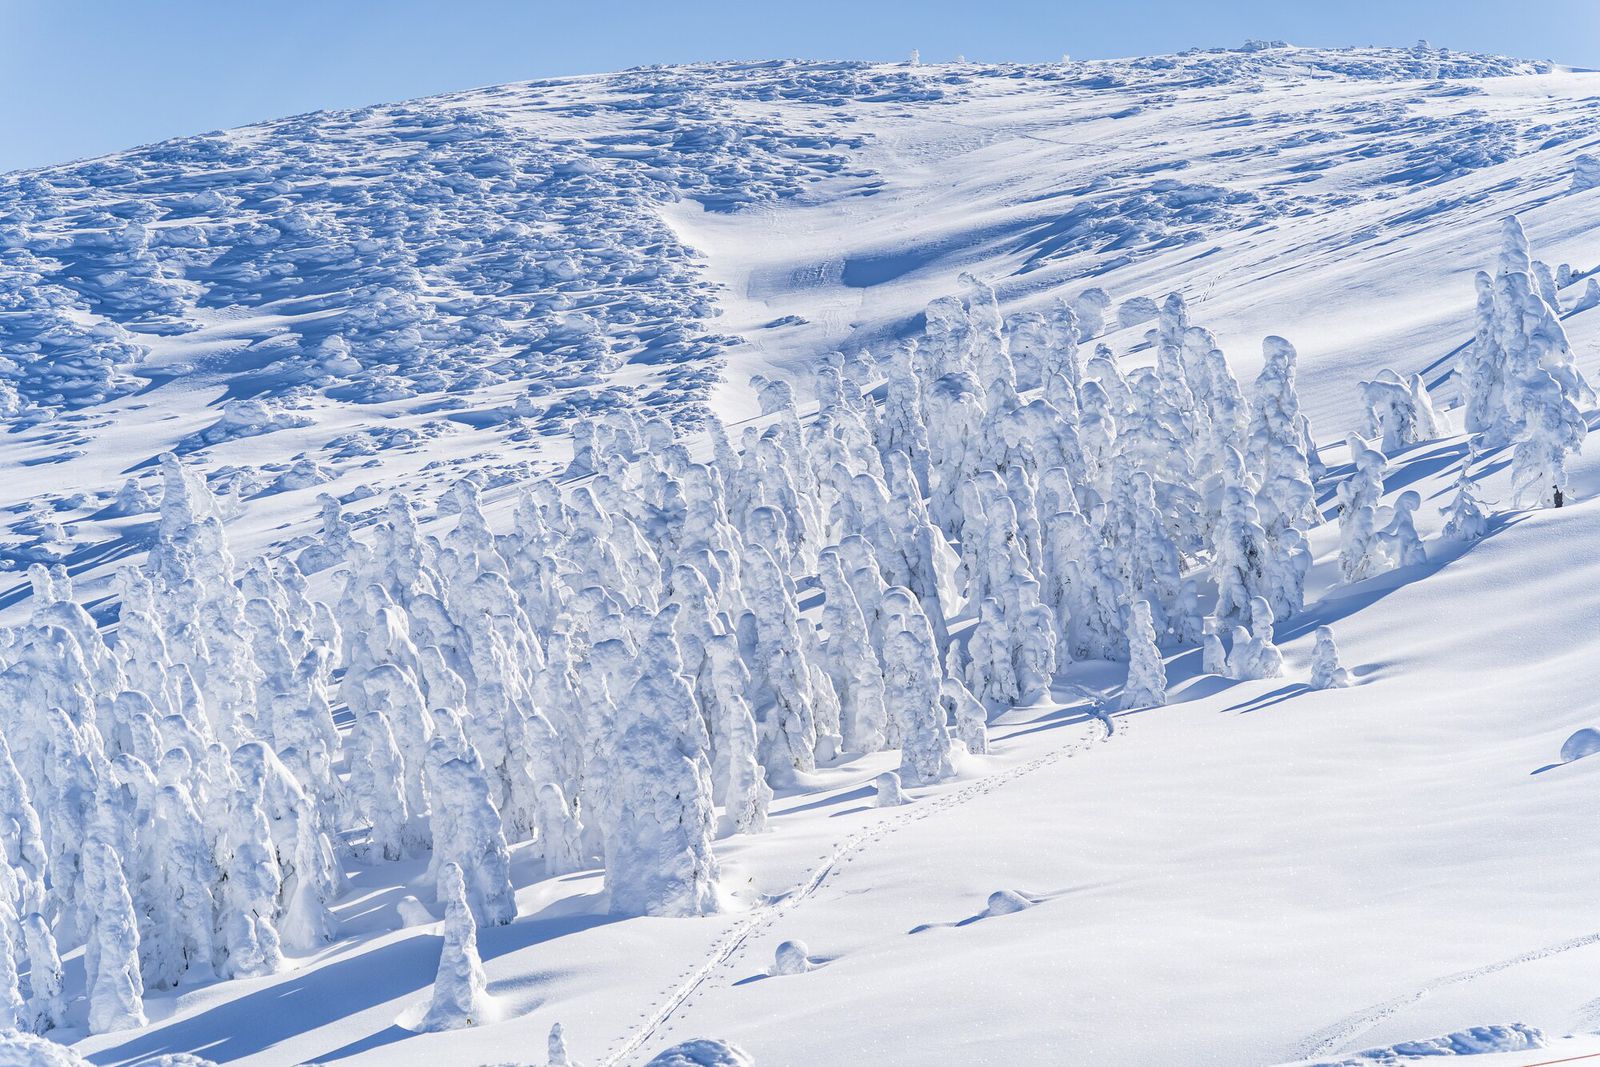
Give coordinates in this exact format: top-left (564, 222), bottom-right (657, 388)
top-left (2, 1), bottom-right (1597, 173)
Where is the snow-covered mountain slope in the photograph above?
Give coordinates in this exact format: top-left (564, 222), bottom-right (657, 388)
top-left (5, 41), bottom-right (1600, 1067)
top-left (5, 44), bottom-right (1597, 606)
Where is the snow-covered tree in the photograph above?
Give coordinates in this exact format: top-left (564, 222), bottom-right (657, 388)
top-left (220, 782), bottom-right (283, 979)
top-left (1511, 367), bottom-right (1586, 508)
top-left (1378, 490), bottom-right (1426, 570)
top-left (83, 837), bottom-right (146, 1034)
top-left (1359, 370), bottom-right (1445, 452)
top-left (1337, 436), bottom-right (1388, 583)
top-left (418, 861), bottom-right (491, 1032)
top-left (1227, 597), bottom-right (1284, 681)
top-left (426, 742), bottom-right (516, 927)
top-left (1461, 216), bottom-right (1594, 443)
top-left (874, 770), bottom-right (911, 807)
top-left (816, 549), bottom-right (888, 754)
top-left (1121, 601), bottom-right (1166, 710)
top-left (942, 672), bottom-right (989, 756)
top-left (882, 592), bottom-right (954, 785)
top-left (1442, 454), bottom-right (1491, 541)
top-left (704, 635), bottom-right (771, 836)
top-left (605, 611), bottom-right (720, 916)
top-left (1310, 626), bottom-right (1352, 690)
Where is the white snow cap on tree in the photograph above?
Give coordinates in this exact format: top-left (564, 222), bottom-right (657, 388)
top-left (417, 861), bottom-right (491, 1032)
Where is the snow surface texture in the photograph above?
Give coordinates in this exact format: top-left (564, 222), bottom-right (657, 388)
top-left (0, 40), bottom-right (1592, 1067)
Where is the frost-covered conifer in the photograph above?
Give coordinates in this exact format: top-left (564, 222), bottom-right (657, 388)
top-left (1074, 288), bottom-right (1109, 340)
top-left (1121, 601), bottom-right (1167, 710)
top-left (549, 1021), bottom-right (576, 1067)
top-left (1442, 455), bottom-right (1491, 541)
top-left (220, 783), bottom-right (283, 979)
top-left (923, 371), bottom-right (988, 537)
top-left (1247, 337), bottom-right (1320, 535)
top-left (605, 670), bottom-right (720, 916)
top-left (350, 699), bottom-right (411, 862)
top-left (147, 785), bottom-right (217, 988)
top-left (874, 770), bottom-right (911, 807)
top-left (280, 810), bottom-right (337, 954)
top-left (882, 593), bottom-right (954, 785)
top-left (1004, 590), bottom-right (1053, 694)
top-left (816, 549), bottom-right (888, 753)
top-left (705, 635), bottom-right (771, 836)
top-left (1310, 626), bottom-right (1352, 690)
top-left (1463, 217), bottom-right (1594, 442)
top-left (426, 742), bottom-right (516, 926)
top-left (0, 919), bottom-right (23, 1031)
top-left (1201, 616), bottom-right (1227, 676)
top-left (1378, 490), bottom-right (1426, 569)
top-left (1212, 481), bottom-right (1272, 628)
top-left (1337, 436), bottom-right (1388, 583)
top-left (1042, 504), bottom-right (1125, 662)
top-left (0, 735), bottom-right (47, 924)
top-left (535, 783), bottom-right (585, 877)
top-left (739, 544), bottom-right (818, 777)
top-left (1228, 597), bottom-right (1284, 681)
top-left (21, 912), bottom-right (64, 1032)
top-left (418, 861), bottom-right (491, 1032)
top-left (966, 596), bottom-right (1020, 708)
top-left (298, 493), bottom-right (357, 574)
top-left (942, 674), bottom-right (989, 756)
top-left (1512, 368), bottom-right (1586, 508)
top-left (1359, 370), bottom-right (1445, 452)
top-left (83, 837), bottom-right (146, 1033)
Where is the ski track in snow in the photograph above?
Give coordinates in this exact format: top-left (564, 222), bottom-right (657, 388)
top-left (1297, 931), bottom-right (1600, 1061)
top-left (600, 694), bottom-right (1114, 1067)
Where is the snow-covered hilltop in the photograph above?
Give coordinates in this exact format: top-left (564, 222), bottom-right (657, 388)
top-left (1, 42), bottom-right (1600, 1067)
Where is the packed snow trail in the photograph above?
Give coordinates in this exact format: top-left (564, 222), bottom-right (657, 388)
top-left (1297, 932), bottom-right (1600, 1062)
top-left (602, 693), bottom-right (1113, 1067)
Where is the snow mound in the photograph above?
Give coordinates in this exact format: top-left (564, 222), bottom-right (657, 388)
top-left (1306, 1022), bottom-right (1545, 1065)
top-left (983, 890), bottom-right (1035, 917)
top-left (1559, 728), bottom-right (1600, 764)
top-left (645, 1039), bottom-right (756, 1067)
top-left (772, 939), bottom-right (812, 976)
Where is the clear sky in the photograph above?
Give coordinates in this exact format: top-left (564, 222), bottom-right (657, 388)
top-left (3, 0), bottom-right (1598, 174)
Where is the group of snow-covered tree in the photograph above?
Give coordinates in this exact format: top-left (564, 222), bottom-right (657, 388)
top-left (0, 215), bottom-right (1588, 1036)
top-left (1456, 215), bottom-right (1592, 508)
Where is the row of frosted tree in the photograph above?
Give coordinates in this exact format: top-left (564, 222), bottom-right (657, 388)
top-left (0, 218), bottom-right (1587, 1036)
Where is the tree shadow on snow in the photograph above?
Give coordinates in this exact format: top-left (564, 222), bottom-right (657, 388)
top-left (1222, 682), bottom-right (1310, 715)
top-left (89, 907), bottom-right (619, 1066)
